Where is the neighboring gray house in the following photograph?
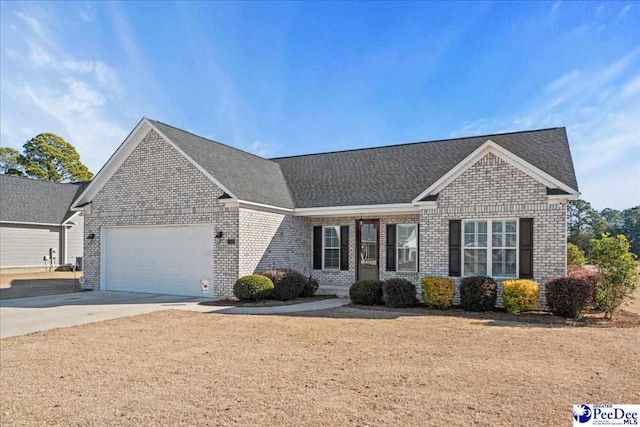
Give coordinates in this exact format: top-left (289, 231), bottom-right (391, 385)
top-left (71, 118), bottom-right (579, 306)
top-left (0, 175), bottom-right (87, 271)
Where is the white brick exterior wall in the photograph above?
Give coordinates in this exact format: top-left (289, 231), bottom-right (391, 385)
top-left (84, 132), bottom-right (567, 306)
top-left (84, 129), bottom-right (240, 299)
top-left (238, 208), bottom-right (310, 277)
top-left (308, 214), bottom-right (420, 297)
top-left (420, 152), bottom-right (567, 307)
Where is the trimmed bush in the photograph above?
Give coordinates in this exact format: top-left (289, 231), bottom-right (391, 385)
top-left (460, 276), bottom-right (497, 311)
top-left (545, 276), bottom-right (594, 319)
top-left (233, 275), bottom-right (274, 301)
top-left (421, 277), bottom-right (455, 309)
top-left (383, 278), bottom-right (417, 308)
top-left (262, 268), bottom-right (307, 301)
top-left (502, 279), bottom-right (539, 313)
top-left (349, 280), bottom-right (384, 305)
top-left (300, 276), bottom-right (319, 298)
top-left (568, 265), bottom-right (599, 305)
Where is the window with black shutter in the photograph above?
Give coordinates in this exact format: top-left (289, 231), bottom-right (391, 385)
top-left (449, 220), bottom-right (461, 276)
top-left (386, 224), bottom-right (396, 271)
top-left (519, 218), bottom-right (534, 279)
top-left (340, 226), bottom-right (349, 270)
top-left (313, 226), bottom-right (322, 270)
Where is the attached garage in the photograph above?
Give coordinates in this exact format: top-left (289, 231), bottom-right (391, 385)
top-left (101, 225), bottom-right (214, 296)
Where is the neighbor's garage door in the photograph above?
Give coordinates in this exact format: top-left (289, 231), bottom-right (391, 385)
top-left (102, 225), bottom-right (214, 296)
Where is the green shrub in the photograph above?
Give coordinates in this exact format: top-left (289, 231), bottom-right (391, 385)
top-left (349, 280), bottom-right (384, 305)
top-left (233, 275), bottom-right (274, 301)
top-left (460, 276), bottom-right (497, 311)
top-left (567, 243), bottom-right (586, 266)
top-left (421, 277), bottom-right (455, 309)
top-left (502, 279), bottom-right (539, 313)
top-left (590, 234), bottom-right (639, 319)
top-left (383, 278), bottom-right (417, 308)
top-left (262, 268), bottom-right (307, 301)
top-left (300, 276), bottom-right (319, 297)
top-left (546, 276), bottom-right (594, 319)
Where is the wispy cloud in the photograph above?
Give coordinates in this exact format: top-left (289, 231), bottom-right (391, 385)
top-left (62, 59), bottom-right (122, 94)
top-left (25, 40), bottom-right (51, 66)
top-left (620, 3), bottom-right (631, 17)
top-left (546, 70), bottom-right (580, 91)
top-left (173, 4), bottom-right (247, 147)
top-left (0, 8), bottom-right (129, 173)
top-left (78, 4), bottom-right (96, 22)
top-left (245, 139), bottom-right (280, 158)
top-left (452, 118), bottom-right (487, 137)
top-left (551, 1), bottom-right (562, 15)
top-left (15, 11), bottom-right (51, 46)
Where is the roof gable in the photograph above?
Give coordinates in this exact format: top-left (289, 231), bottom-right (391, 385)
top-left (72, 119), bottom-right (294, 210)
top-left (273, 127), bottom-right (579, 208)
top-left (150, 121), bottom-right (294, 209)
top-left (411, 139), bottom-right (578, 203)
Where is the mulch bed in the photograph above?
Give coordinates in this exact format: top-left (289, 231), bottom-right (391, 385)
top-left (347, 303), bottom-right (640, 328)
top-left (199, 294), bottom-right (337, 307)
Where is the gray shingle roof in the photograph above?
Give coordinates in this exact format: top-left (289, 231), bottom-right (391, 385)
top-left (272, 127), bottom-right (578, 208)
top-left (147, 120), bottom-right (578, 209)
top-left (0, 175), bottom-right (89, 224)
top-left (150, 120), bottom-right (295, 209)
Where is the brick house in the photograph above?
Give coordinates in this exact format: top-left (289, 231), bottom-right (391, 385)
top-left (71, 118), bottom-right (579, 305)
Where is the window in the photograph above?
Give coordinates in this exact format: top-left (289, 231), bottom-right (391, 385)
top-left (492, 220), bottom-right (517, 277)
top-left (463, 220), bottom-right (517, 277)
top-left (397, 224), bottom-right (418, 272)
top-left (323, 226), bottom-right (340, 270)
top-left (360, 223), bottom-right (377, 265)
top-left (464, 221), bottom-right (487, 275)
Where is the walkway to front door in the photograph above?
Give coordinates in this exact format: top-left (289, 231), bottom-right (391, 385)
top-left (357, 219), bottom-right (379, 281)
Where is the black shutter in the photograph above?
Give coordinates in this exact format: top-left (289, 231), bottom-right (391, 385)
top-left (449, 220), bottom-right (461, 277)
top-left (340, 226), bottom-right (349, 271)
top-left (313, 226), bottom-right (322, 270)
top-left (519, 218), bottom-right (534, 279)
top-left (386, 224), bottom-right (396, 271)
top-left (416, 223), bottom-right (420, 272)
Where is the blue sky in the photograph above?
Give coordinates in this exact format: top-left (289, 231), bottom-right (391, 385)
top-left (0, 1), bottom-right (638, 210)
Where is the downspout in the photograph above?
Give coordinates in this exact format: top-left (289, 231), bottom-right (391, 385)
top-left (62, 225), bottom-right (68, 267)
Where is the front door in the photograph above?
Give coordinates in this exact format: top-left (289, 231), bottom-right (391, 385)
top-left (357, 219), bottom-right (379, 281)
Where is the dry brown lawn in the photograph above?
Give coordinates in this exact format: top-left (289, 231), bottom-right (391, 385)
top-left (627, 282), bottom-right (640, 316)
top-left (1, 307), bottom-right (639, 426)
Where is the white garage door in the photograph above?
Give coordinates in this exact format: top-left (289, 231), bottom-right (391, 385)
top-left (102, 225), bottom-right (214, 296)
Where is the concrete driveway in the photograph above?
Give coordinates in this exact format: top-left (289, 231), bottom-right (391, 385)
top-left (0, 291), bottom-right (213, 339)
top-left (0, 291), bottom-right (349, 339)
top-left (0, 271), bottom-right (81, 300)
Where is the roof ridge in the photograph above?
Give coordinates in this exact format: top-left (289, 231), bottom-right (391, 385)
top-left (270, 127), bottom-right (564, 160)
top-left (148, 119), bottom-right (276, 164)
top-left (0, 174), bottom-right (86, 186)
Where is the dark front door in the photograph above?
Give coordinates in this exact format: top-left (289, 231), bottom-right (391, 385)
top-left (357, 219), bottom-right (379, 281)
